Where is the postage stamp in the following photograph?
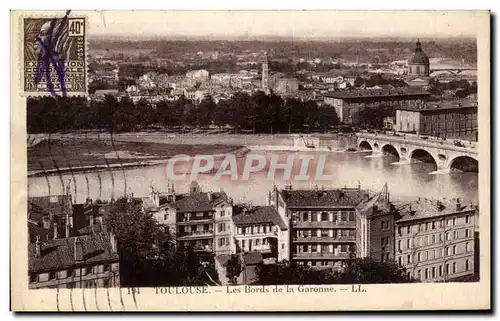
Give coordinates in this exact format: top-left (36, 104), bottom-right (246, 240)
top-left (10, 10), bottom-right (491, 312)
top-left (22, 11), bottom-right (87, 97)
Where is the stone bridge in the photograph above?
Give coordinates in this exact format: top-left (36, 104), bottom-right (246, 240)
top-left (356, 133), bottom-right (478, 173)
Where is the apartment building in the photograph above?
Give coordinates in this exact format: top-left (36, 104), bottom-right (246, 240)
top-left (232, 205), bottom-right (288, 261)
top-left (356, 184), bottom-right (398, 262)
top-left (269, 185), bottom-right (366, 270)
top-left (394, 198), bottom-right (477, 282)
top-left (28, 232), bottom-right (120, 289)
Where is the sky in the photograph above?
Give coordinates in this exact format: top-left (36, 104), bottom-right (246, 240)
top-left (82, 10), bottom-right (483, 40)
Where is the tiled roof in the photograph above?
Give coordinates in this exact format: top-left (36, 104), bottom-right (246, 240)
top-left (28, 222), bottom-right (52, 243)
top-left (323, 88), bottom-right (429, 99)
top-left (280, 188), bottom-right (368, 208)
top-left (173, 192), bottom-right (228, 213)
top-left (28, 232), bottom-right (119, 273)
top-left (232, 205), bottom-right (287, 230)
top-left (395, 198), bottom-right (477, 223)
top-left (28, 195), bottom-right (73, 221)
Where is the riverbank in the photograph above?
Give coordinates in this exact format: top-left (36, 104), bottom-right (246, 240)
top-left (27, 131), bottom-right (358, 176)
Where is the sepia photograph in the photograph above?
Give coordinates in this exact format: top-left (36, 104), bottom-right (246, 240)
top-left (10, 9), bottom-right (490, 311)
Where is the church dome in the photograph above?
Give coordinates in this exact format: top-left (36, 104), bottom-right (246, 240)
top-left (408, 40), bottom-right (429, 65)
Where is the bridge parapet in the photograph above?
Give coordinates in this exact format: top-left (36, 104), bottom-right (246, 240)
top-left (356, 132), bottom-right (478, 172)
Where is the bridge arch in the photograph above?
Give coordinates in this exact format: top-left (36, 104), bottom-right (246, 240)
top-left (381, 144), bottom-right (400, 160)
top-left (409, 149), bottom-right (438, 167)
top-left (359, 141), bottom-right (372, 151)
top-left (449, 156), bottom-right (478, 173)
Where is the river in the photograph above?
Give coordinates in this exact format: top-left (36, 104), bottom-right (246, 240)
top-left (27, 150), bottom-right (478, 205)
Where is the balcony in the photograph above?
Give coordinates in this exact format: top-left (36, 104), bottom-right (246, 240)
top-left (293, 236), bottom-right (355, 243)
top-left (177, 218), bottom-right (213, 225)
top-left (244, 244), bottom-right (272, 253)
top-left (293, 221), bottom-right (356, 229)
top-left (292, 252), bottom-right (350, 260)
top-left (177, 230), bottom-right (214, 240)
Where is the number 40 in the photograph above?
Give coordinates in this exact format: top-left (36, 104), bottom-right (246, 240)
top-left (68, 19), bottom-right (84, 37)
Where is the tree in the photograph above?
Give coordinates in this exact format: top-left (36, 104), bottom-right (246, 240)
top-left (336, 258), bottom-right (415, 284)
top-left (198, 96), bottom-right (216, 128)
top-left (225, 254), bottom-right (243, 284)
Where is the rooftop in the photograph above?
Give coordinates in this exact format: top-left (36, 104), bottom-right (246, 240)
top-left (323, 88), bottom-right (430, 100)
top-left (232, 205), bottom-right (287, 230)
top-left (28, 195), bottom-right (73, 221)
top-left (28, 232), bottom-right (119, 273)
top-left (279, 187), bottom-right (369, 208)
top-left (173, 191), bottom-right (228, 213)
top-left (397, 99), bottom-right (478, 112)
top-left (395, 198), bottom-right (477, 223)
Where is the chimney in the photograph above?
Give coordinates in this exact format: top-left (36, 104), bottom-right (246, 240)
top-left (74, 238), bottom-right (83, 262)
top-left (90, 215), bottom-right (95, 234)
top-left (456, 198), bottom-right (461, 212)
top-left (53, 222), bottom-right (58, 240)
top-left (35, 236), bottom-right (41, 258)
top-left (98, 216), bottom-right (104, 232)
top-left (207, 191), bottom-right (212, 201)
top-left (42, 217), bottom-right (50, 230)
top-left (110, 231), bottom-right (117, 253)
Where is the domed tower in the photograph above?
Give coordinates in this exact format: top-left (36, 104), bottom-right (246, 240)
top-left (408, 39), bottom-right (430, 76)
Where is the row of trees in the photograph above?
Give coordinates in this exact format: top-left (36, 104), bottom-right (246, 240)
top-left (26, 91), bottom-right (341, 134)
top-left (224, 255), bottom-right (415, 285)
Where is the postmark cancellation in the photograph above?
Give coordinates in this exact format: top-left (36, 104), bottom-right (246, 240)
top-left (22, 11), bottom-right (87, 97)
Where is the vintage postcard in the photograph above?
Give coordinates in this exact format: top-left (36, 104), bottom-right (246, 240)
top-left (10, 10), bottom-right (490, 311)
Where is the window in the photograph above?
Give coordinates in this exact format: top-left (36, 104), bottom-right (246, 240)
top-left (465, 229), bottom-right (470, 238)
top-left (453, 217), bottom-right (456, 226)
top-left (466, 260), bottom-right (470, 271)
top-left (103, 265), bottom-right (110, 272)
top-left (321, 212), bottom-right (328, 221)
top-left (453, 231), bottom-right (458, 239)
top-left (452, 245), bottom-right (457, 255)
top-left (380, 221), bottom-right (384, 230)
top-left (407, 239), bottom-right (411, 249)
top-left (466, 215), bottom-right (470, 224)
top-left (427, 222), bottom-right (431, 230)
top-left (432, 221), bottom-right (436, 229)
top-left (432, 267), bottom-right (436, 278)
top-left (196, 212), bottom-right (203, 217)
top-left (445, 232), bottom-right (451, 241)
top-left (381, 237), bottom-right (385, 246)
top-left (424, 268), bottom-right (428, 279)
top-left (446, 264), bottom-right (450, 275)
top-left (452, 262), bottom-right (457, 273)
top-left (407, 254), bottom-right (411, 264)
top-left (398, 256), bottom-right (402, 265)
top-left (417, 252), bottom-right (421, 262)
top-left (67, 269), bottom-right (74, 278)
top-left (407, 226), bottom-right (411, 234)
top-left (398, 240), bottom-right (402, 251)
top-left (241, 240), bottom-right (246, 248)
top-left (29, 274), bottom-right (38, 283)
top-left (218, 223), bottom-right (226, 232)
top-left (417, 270), bottom-right (421, 280)
top-left (446, 247), bottom-right (451, 256)
top-left (432, 235), bottom-right (436, 244)
top-left (398, 227), bottom-right (402, 236)
top-left (282, 244), bottom-right (285, 250)
top-left (48, 272), bottom-right (56, 280)
top-left (439, 265), bottom-right (443, 276)
top-left (103, 278), bottom-right (110, 288)
top-left (381, 254), bottom-right (385, 262)
top-left (466, 242), bottom-right (470, 252)
top-left (256, 239), bottom-right (260, 246)
top-left (439, 233), bottom-right (443, 242)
